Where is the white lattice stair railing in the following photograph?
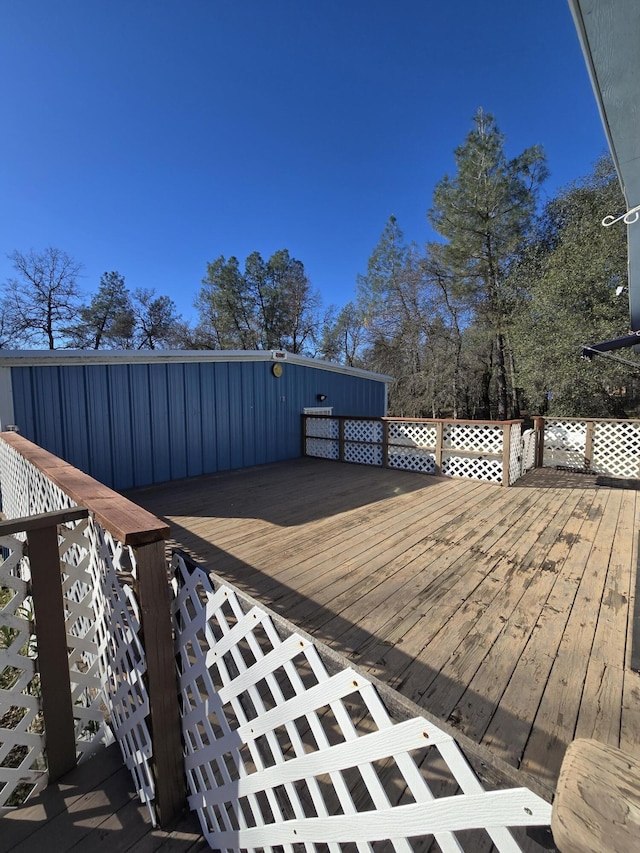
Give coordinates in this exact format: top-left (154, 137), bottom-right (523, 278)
top-left (509, 423), bottom-right (523, 485)
top-left (0, 437), bottom-right (157, 822)
top-left (172, 551), bottom-right (552, 853)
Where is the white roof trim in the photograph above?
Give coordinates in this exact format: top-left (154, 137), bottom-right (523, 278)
top-left (0, 349), bottom-right (393, 383)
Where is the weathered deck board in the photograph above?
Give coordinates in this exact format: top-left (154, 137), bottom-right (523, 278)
top-left (2, 745), bottom-right (204, 853)
top-left (126, 458), bottom-right (639, 794)
top-left (518, 489), bottom-right (625, 786)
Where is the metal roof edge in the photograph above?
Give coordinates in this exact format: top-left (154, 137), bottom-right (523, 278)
top-left (0, 348), bottom-right (393, 383)
top-left (567, 0), bottom-right (626, 199)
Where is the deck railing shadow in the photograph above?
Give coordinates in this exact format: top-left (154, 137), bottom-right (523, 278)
top-left (128, 456), bottom-right (443, 527)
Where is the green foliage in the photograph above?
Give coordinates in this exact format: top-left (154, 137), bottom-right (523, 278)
top-left (317, 302), bottom-right (367, 367)
top-left (1, 259), bottom-right (187, 351)
top-left (511, 156), bottom-right (637, 416)
top-left (130, 288), bottom-right (185, 350)
top-left (196, 249), bottom-right (320, 353)
top-left (67, 271), bottom-right (135, 349)
top-left (427, 109), bottom-right (548, 418)
top-left (353, 116), bottom-right (640, 421)
top-left (64, 273), bottom-right (185, 350)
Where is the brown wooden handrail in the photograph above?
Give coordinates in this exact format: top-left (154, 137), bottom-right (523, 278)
top-left (0, 432), bottom-right (168, 545)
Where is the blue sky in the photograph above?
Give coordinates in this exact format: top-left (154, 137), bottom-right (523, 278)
top-left (0, 0), bottom-right (606, 325)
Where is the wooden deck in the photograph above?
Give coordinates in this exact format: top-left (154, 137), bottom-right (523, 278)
top-left (126, 458), bottom-right (640, 796)
top-left (3, 744), bottom-right (205, 852)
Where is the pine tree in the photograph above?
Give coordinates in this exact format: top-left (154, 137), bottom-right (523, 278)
top-left (428, 109), bottom-right (547, 418)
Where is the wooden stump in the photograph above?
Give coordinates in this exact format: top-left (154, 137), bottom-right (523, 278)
top-left (552, 738), bottom-right (640, 853)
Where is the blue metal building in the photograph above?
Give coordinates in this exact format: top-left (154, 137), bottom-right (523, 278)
top-left (0, 350), bottom-right (390, 490)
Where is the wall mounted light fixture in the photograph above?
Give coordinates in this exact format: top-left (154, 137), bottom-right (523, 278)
top-left (317, 394), bottom-right (327, 402)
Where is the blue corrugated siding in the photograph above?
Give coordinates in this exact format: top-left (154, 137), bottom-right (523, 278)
top-left (10, 359), bottom-right (386, 490)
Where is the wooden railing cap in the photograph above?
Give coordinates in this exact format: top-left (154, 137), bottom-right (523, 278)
top-left (0, 432), bottom-right (169, 545)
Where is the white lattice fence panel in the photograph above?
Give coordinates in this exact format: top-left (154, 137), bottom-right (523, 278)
top-left (388, 422), bottom-right (437, 448)
top-left (444, 423), bottom-right (504, 454)
top-left (305, 418), bottom-right (339, 439)
top-left (388, 448), bottom-right (437, 474)
top-left (305, 438), bottom-right (340, 460)
top-left (343, 420), bottom-right (392, 468)
top-left (509, 424), bottom-right (522, 485)
top-left (591, 421), bottom-right (640, 478)
top-left (87, 524), bottom-right (156, 821)
top-left (344, 443), bottom-right (383, 466)
top-left (521, 430), bottom-right (536, 474)
top-left (56, 520), bottom-right (114, 758)
top-left (442, 454), bottom-right (503, 484)
top-left (172, 553), bottom-right (551, 852)
top-left (542, 421), bottom-right (587, 469)
top-left (305, 418), bottom-right (340, 461)
top-left (0, 535), bottom-right (45, 813)
top-left (344, 419), bottom-right (383, 443)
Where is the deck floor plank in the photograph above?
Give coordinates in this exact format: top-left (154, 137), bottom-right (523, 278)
top-left (518, 488), bottom-right (625, 786)
top-left (3, 745), bottom-right (204, 853)
top-left (125, 458), bottom-right (638, 795)
top-left (478, 488), bottom-right (601, 766)
top-left (442, 488), bottom-right (588, 741)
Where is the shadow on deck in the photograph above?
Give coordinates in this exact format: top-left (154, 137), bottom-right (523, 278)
top-left (2, 744), bottom-right (205, 852)
top-left (124, 458), bottom-right (640, 798)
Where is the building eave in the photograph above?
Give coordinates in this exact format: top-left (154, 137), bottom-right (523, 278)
top-left (0, 348), bottom-right (393, 384)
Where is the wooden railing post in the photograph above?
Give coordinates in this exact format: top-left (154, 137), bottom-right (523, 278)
top-left (584, 420), bottom-right (595, 470)
top-left (133, 540), bottom-right (185, 826)
top-left (338, 417), bottom-right (346, 462)
top-left (382, 418), bottom-right (389, 468)
top-left (435, 422), bottom-right (444, 474)
top-left (28, 523), bottom-right (77, 782)
top-left (534, 417), bottom-right (546, 468)
top-left (502, 422), bottom-right (511, 487)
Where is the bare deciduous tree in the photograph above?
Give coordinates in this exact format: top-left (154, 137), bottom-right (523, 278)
top-left (3, 247), bottom-right (83, 349)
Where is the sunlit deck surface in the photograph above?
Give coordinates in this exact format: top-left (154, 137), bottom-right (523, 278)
top-left (125, 457), bottom-right (640, 796)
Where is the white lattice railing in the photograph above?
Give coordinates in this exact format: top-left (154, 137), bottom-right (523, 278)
top-left (539, 417), bottom-right (640, 478)
top-left (172, 551), bottom-right (552, 852)
top-left (0, 435), bottom-right (165, 822)
top-left (304, 417), bottom-right (525, 486)
top-left (0, 532), bottom-right (45, 807)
